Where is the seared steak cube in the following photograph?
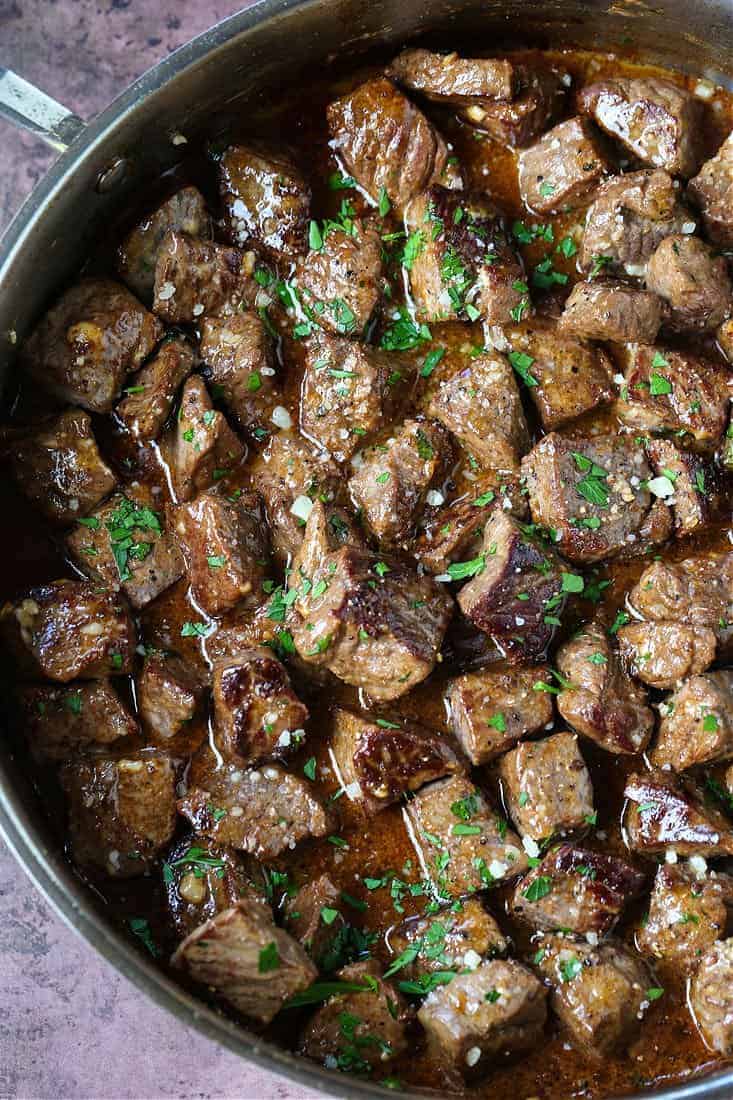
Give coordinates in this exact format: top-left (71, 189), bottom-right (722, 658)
top-left (295, 220), bottom-right (383, 337)
top-left (405, 774), bottom-right (527, 897)
top-left (689, 939), bottom-right (733, 1054)
top-left (1, 579), bottom-right (135, 681)
top-left (330, 707), bottom-right (458, 814)
top-left (218, 143), bottom-right (310, 261)
top-left (116, 335), bottom-right (195, 440)
top-left (17, 679), bottom-right (137, 763)
top-left (417, 960), bottom-right (547, 1078)
top-left (61, 752), bottom-right (177, 877)
top-left (459, 67), bottom-right (566, 147)
top-left (427, 350), bottom-right (529, 472)
top-left (169, 375), bottom-right (245, 501)
top-left (348, 418), bottom-right (451, 544)
top-left (578, 76), bottom-right (704, 177)
top-left (387, 48), bottom-right (517, 105)
top-left (628, 553), bottom-right (733, 649)
top-left (172, 897), bottom-right (317, 1024)
top-left (499, 731), bottom-right (594, 840)
top-left (617, 621), bottom-right (717, 690)
top-left (624, 769), bottom-right (733, 858)
top-left (388, 898), bottom-right (508, 978)
top-left (580, 168), bottom-right (692, 273)
top-left (446, 664), bottom-right (553, 764)
top-left (285, 875), bottom-right (343, 964)
top-left (688, 131), bottom-right (733, 245)
top-left (510, 844), bottom-right (645, 935)
top-left (518, 117), bottom-right (609, 214)
top-left (558, 280), bottom-right (662, 344)
top-left (646, 235), bottom-right (732, 331)
top-left (556, 618), bottom-right (654, 755)
top-left (163, 834), bottom-right (257, 941)
top-left (652, 670), bottom-right (733, 772)
top-left (638, 864), bottom-right (733, 975)
top-left (457, 510), bottom-right (565, 661)
top-left (137, 653), bottom-right (203, 742)
top-left (213, 648), bottom-right (309, 765)
top-left (522, 432), bottom-right (672, 564)
top-left (327, 77), bottom-right (459, 216)
top-left (647, 439), bottom-right (721, 538)
top-left (117, 186), bottom-right (212, 301)
top-left (11, 409), bottom-right (116, 525)
top-left (200, 310), bottom-right (280, 434)
top-left (153, 231), bottom-right (254, 323)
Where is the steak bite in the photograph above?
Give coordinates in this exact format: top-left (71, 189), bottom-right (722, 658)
top-left (580, 168), bottom-right (692, 273)
top-left (11, 409), bottom-right (116, 525)
top-left (446, 664), bottom-right (554, 765)
top-left (213, 649), bottom-right (309, 765)
top-left (689, 939), bottom-right (733, 1055)
top-left (116, 335), bottom-right (195, 441)
top-left (459, 67), bottom-right (566, 147)
top-left (348, 418), bottom-right (451, 544)
top-left (199, 310), bottom-right (280, 435)
top-left (163, 834), bottom-right (256, 941)
top-left (218, 143), bottom-right (311, 261)
top-left (387, 48), bottom-right (517, 105)
top-left (652, 670), bottom-right (733, 772)
top-left (499, 731), bottom-right (594, 840)
top-left (418, 960), bottom-right (547, 1078)
top-left (152, 231), bottom-right (253, 323)
top-left (17, 680), bottom-right (137, 763)
top-left (406, 774), bottom-right (527, 897)
top-left (578, 76), bottom-right (704, 177)
top-left (295, 220), bottom-right (383, 337)
top-left (511, 844), bottom-right (645, 935)
top-left (557, 280), bottom-right (662, 343)
top-left (169, 375), bottom-right (245, 501)
top-left (628, 553), bottom-right (733, 650)
top-left (1, 579), bottom-right (135, 681)
top-left (518, 117), bottom-right (610, 214)
top-left (329, 707), bottom-right (458, 814)
top-left (326, 77), bottom-right (459, 216)
top-left (646, 439), bottom-right (722, 539)
top-left (556, 619), bottom-right (654, 755)
top-left (21, 278), bottom-right (162, 414)
top-left (117, 186), bottom-right (212, 302)
top-left (688, 131), bottom-right (733, 245)
top-left (456, 511), bottom-right (565, 662)
top-left (61, 752), bottom-right (177, 877)
top-left (414, 478), bottom-right (527, 575)
top-left (624, 769), bottom-right (733, 858)
top-left (285, 874), bottom-right (343, 964)
top-left (646, 234), bottom-right (732, 331)
top-left (137, 653), bottom-right (204, 742)
top-left (522, 432), bottom-right (672, 565)
top-left (172, 897), bottom-right (317, 1024)
top-left (637, 864), bottom-right (733, 974)
top-left (617, 621), bottom-right (718, 690)
top-left (388, 898), bottom-right (509, 978)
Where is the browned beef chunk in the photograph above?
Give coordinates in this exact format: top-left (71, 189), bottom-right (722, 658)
top-left (387, 48), bottom-right (517, 105)
top-left (66, 489), bottom-right (184, 610)
top-left (117, 186), bottom-right (212, 302)
top-left (689, 938), bottom-right (733, 1054)
top-left (295, 220), bottom-right (383, 337)
top-left (327, 77), bottom-right (459, 215)
top-left (388, 898), bottom-right (508, 978)
top-left (153, 231), bottom-right (254, 323)
top-left (522, 432), bottom-right (672, 564)
top-left (414, 478), bottom-right (527, 575)
top-left (617, 621), bottom-right (718, 690)
top-left (330, 707), bottom-right (458, 814)
top-left (499, 731), bottom-right (594, 840)
top-left (11, 409), bottom-right (116, 525)
top-left (446, 664), bottom-right (553, 765)
top-left (404, 187), bottom-right (527, 325)
top-left (459, 67), bottom-right (566, 147)
top-left (285, 875), bottom-right (343, 965)
top-left (163, 834), bottom-right (257, 940)
top-left (301, 960), bottom-right (409, 1068)
top-left (556, 619), bottom-right (654, 755)
top-left (457, 511), bottom-right (565, 662)
top-left (174, 489), bottom-right (267, 616)
top-left (646, 439), bottom-right (721, 538)
top-left (511, 844), bottom-right (645, 935)
top-left (172, 896), bottom-right (317, 1024)
top-left (169, 375), bottom-right (245, 501)
top-left (499, 318), bottom-right (615, 430)
top-left (60, 752), bottom-right (176, 877)
top-left (518, 117), bottom-right (609, 214)
top-left (580, 169), bottom-right (693, 273)
top-left (688, 131), bottom-right (733, 245)
top-left (21, 278), bottom-right (162, 414)
top-left (218, 143), bottom-right (311, 261)
top-left (578, 77), bottom-right (704, 177)
top-left (646, 235), bottom-right (732, 331)
top-left (289, 501), bottom-right (452, 701)
top-left (427, 350), bottom-right (529, 472)
top-left (558, 280), bottom-right (662, 343)
top-left (718, 316), bottom-right (733, 363)
top-left (199, 310), bottom-right (280, 435)
top-left (17, 680), bottom-right (137, 763)
top-left (300, 333), bottom-right (403, 463)
top-left (179, 748), bottom-right (330, 859)
top-left (348, 418), bottom-right (451, 544)
top-left (137, 653), bottom-right (203, 742)
top-left (638, 864), bottom-right (733, 974)
top-left (116, 335), bottom-right (195, 440)
top-left (1, 580), bottom-right (135, 681)
top-left (213, 648), bottom-right (308, 765)
top-left (418, 960), bottom-right (547, 1078)
top-left (535, 935), bottom-right (651, 1058)
top-left (405, 774), bottom-right (527, 897)
top-left (624, 769), bottom-right (733, 858)
top-left (628, 553), bottom-right (733, 652)
top-left (652, 670), bottom-right (733, 771)
top-left (617, 345), bottom-right (731, 453)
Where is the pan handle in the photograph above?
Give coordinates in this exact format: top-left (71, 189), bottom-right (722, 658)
top-left (0, 67), bottom-right (85, 152)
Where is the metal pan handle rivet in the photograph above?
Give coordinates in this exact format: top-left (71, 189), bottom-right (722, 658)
top-left (95, 157), bottom-right (128, 193)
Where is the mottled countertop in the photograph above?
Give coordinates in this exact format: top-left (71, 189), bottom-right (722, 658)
top-left (0, 3), bottom-right (323, 1097)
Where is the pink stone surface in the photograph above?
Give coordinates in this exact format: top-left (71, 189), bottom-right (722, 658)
top-left (0, 4), bottom-right (325, 1097)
